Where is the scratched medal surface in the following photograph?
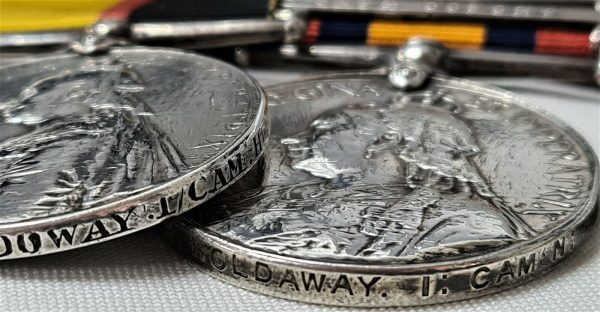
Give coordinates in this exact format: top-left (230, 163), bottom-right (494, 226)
top-left (166, 74), bottom-right (598, 306)
top-left (0, 47), bottom-right (267, 259)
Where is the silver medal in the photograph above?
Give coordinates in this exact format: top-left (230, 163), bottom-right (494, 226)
top-left (0, 47), bottom-right (267, 259)
top-left (165, 73), bottom-right (598, 306)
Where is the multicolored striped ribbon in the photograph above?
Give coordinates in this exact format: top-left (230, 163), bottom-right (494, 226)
top-left (304, 18), bottom-right (594, 57)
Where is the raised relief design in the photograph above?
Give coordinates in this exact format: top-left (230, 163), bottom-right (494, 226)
top-left (198, 81), bottom-right (592, 263)
top-left (0, 59), bottom-right (189, 222)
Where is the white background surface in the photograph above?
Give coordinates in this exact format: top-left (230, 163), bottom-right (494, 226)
top-left (0, 72), bottom-right (598, 312)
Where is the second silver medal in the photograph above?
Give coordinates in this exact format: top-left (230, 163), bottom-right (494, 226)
top-left (165, 69), bottom-right (598, 306)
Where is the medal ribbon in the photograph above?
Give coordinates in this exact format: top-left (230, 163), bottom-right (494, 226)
top-left (304, 18), bottom-right (594, 57)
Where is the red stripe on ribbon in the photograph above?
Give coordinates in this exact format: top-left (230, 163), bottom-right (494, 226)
top-left (535, 28), bottom-right (592, 57)
top-left (101, 0), bottom-right (153, 21)
top-left (303, 18), bottom-right (321, 45)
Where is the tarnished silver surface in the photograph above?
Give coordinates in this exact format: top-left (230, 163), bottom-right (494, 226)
top-left (0, 11), bottom-right (306, 50)
top-left (167, 74), bottom-right (598, 306)
top-left (0, 47), bottom-right (267, 259)
top-left (281, 0), bottom-right (600, 23)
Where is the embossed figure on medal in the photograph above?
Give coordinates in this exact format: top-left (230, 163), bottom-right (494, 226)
top-left (0, 28), bottom-right (267, 259)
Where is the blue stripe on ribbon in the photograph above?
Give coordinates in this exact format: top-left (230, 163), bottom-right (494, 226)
top-left (485, 25), bottom-right (536, 52)
top-left (319, 20), bottom-right (368, 42)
